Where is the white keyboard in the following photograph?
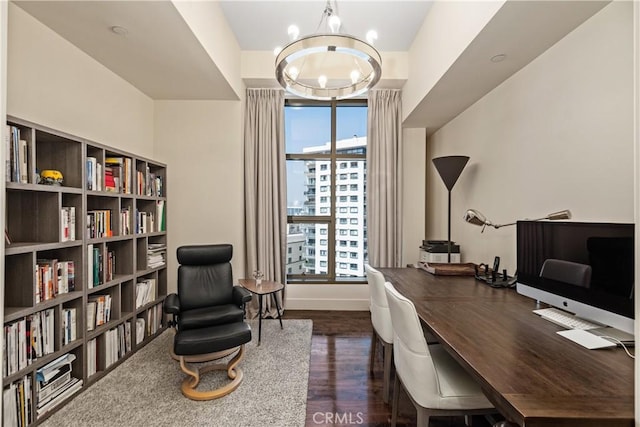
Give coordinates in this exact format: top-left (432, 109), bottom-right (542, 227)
top-left (533, 307), bottom-right (601, 330)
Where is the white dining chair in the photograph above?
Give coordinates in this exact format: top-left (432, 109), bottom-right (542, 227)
top-left (384, 281), bottom-right (495, 426)
top-left (365, 264), bottom-right (394, 404)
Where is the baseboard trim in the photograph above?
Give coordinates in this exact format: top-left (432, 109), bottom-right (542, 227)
top-left (285, 298), bottom-right (369, 311)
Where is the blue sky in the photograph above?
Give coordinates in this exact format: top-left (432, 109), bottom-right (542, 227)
top-left (285, 105), bottom-right (367, 207)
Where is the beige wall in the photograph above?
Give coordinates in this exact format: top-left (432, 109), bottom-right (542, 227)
top-left (6, 3), bottom-right (154, 156)
top-left (153, 100), bottom-right (245, 294)
top-left (403, 0), bottom-right (505, 122)
top-left (426, 1), bottom-right (634, 274)
top-left (172, 0), bottom-right (243, 100)
top-left (401, 127), bottom-right (427, 265)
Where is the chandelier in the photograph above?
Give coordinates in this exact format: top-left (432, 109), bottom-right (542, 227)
top-left (274, 0), bottom-right (382, 100)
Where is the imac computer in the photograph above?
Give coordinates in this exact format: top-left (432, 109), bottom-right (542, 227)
top-left (516, 220), bottom-right (634, 335)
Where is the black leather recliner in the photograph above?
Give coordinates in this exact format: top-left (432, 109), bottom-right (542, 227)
top-left (163, 244), bottom-right (253, 400)
top-left (164, 244), bottom-right (252, 329)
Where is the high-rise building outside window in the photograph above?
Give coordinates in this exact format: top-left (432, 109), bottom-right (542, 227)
top-left (285, 100), bottom-right (367, 282)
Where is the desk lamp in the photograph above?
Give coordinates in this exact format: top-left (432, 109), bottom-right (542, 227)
top-left (432, 155), bottom-right (470, 262)
top-left (463, 209), bottom-right (572, 232)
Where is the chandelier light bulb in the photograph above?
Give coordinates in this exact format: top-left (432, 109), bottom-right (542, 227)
top-left (288, 66), bottom-right (299, 80)
top-left (366, 30), bottom-right (378, 45)
top-left (273, 46), bottom-right (282, 56)
top-left (328, 15), bottom-right (341, 33)
top-left (350, 70), bottom-right (360, 84)
top-left (287, 25), bottom-right (300, 41)
top-left (274, 2), bottom-right (382, 100)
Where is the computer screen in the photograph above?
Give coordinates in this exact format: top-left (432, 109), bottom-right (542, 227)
top-left (516, 220), bottom-right (635, 334)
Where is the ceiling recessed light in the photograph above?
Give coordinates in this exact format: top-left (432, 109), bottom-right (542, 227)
top-left (110, 26), bottom-right (128, 36)
top-left (490, 54), bottom-right (506, 63)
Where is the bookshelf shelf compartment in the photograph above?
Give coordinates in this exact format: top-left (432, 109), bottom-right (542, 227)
top-left (4, 117), bottom-right (167, 424)
top-left (7, 189), bottom-right (61, 244)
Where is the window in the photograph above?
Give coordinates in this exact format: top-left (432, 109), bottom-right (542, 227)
top-left (285, 101), bottom-right (368, 282)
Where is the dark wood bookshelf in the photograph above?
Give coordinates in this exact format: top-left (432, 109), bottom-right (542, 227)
top-left (3, 116), bottom-right (168, 425)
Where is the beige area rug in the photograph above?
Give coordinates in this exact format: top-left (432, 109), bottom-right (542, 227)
top-left (41, 319), bottom-right (312, 427)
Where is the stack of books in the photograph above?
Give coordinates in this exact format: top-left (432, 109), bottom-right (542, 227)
top-left (35, 353), bottom-right (82, 417)
top-left (147, 243), bottom-right (166, 269)
top-left (6, 125), bottom-right (29, 184)
top-left (135, 279), bottom-right (156, 308)
top-left (35, 259), bottom-right (75, 303)
top-left (86, 294), bottom-right (112, 331)
top-left (3, 375), bottom-right (32, 426)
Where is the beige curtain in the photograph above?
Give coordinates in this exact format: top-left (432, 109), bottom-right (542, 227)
top-left (244, 88), bottom-right (286, 318)
top-left (367, 89), bottom-right (403, 267)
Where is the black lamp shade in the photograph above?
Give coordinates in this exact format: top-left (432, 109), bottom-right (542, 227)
top-left (432, 156), bottom-right (470, 191)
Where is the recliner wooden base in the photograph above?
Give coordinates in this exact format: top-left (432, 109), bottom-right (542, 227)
top-left (178, 345), bottom-right (246, 401)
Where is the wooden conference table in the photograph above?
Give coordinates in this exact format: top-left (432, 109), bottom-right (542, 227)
top-left (378, 267), bottom-right (634, 427)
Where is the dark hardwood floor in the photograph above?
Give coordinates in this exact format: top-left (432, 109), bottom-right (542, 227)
top-left (283, 310), bottom-right (496, 427)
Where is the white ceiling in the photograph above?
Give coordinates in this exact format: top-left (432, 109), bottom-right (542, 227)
top-left (218, 1), bottom-right (433, 52)
top-left (12, 0), bottom-right (611, 131)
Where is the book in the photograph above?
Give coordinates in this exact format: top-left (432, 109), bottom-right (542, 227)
top-left (36, 259), bottom-right (58, 300)
top-left (86, 157), bottom-right (96, 191)
top-left (18, 139), bottom-right (28, 183)
top-left (69, 207), bottom-right (76, 241)
top-left (3, 383), bottom-right (18, 427)
top-left (136, 318), bottom-right (145, 345)
top-left (36, 377), bottom-right (82, 416)
top-left (36, 353), bottom-right (76, 383)
top-left (415, 261), bottom-right (476, 276)
top-left (37, 363), bottom-right (71, 401)
top-left (4, 125), bottom-right (11, 182)
top-left (86, 302), bottom-right (97, 332)
top-left (87, 244), bottom-right (93, 289)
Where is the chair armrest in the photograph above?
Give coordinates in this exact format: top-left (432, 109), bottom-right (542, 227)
top-left (233, 286), bottom-right (253, 305)
top-left (163, 293), bottom-right (181, 315)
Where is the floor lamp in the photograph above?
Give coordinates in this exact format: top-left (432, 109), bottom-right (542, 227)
top-left (432, 156), bottom-right (469, 263)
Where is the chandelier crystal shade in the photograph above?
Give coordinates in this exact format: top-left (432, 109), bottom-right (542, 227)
top-left (274, 1), bottom-right (382, 100)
